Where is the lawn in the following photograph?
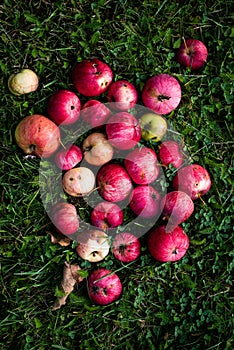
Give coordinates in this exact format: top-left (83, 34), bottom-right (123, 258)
top-left (0, 0), bottom-right (233, 349)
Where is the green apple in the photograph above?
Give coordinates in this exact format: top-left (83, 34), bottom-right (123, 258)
top-left (139, 113), bottom-right (167, 142)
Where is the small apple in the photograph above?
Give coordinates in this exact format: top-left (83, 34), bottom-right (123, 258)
top-left (81, 100), bottom-right (111, 128)
top-left (82, 132), bottom-right (114, 166)
top-left (55, 144), bottom-right (83, 170)
top-left (106, 112), bottom-right (141, 150)
top-left (159, 140), bottom-right (185, 169)
top-left (72, 58), bottom-right (113, 97)
top-left (47, 89), bottom-right (81, 125)
top-left (76, 229), bottom-right (110, 262)
top-left (8, 68), bottom-right (39, 95)
top-left (176, 38), bottom-right (208, 70)
top-left (124, 146), bottom-right (160, 185)
top-left (112, 232), bottom-right (141, 263)
top-left (50, 202), bottom-right (79, 235)
top-left (62, 167), bottom-right (95, 196)
top-left (107, 80), bottom-right (138, 111)
top-left (139, 113), bottom-right (167, 142)
top-left (142, 74), bottom-right (181, 115)
top-left (91, 201), bottom-right (124, 230)
top-left (172, 164), bottom-right (211, 200)
top-left (148, 225), bottom-right (189, 262)
top-left (88, 268), bottom-right (122, 305)
top-left (15, 114), bottom-right (61, 158)
top-left (129, 185), bottom-right (161, 218)
top-left (96, 163), bottom-right (133, 202)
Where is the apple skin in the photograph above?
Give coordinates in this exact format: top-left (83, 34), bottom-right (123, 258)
top-left (142, 74), bottom-right (181, 115)
top-left (112, 232), bottom-right (141, 263)
top-left (76, 229), bottom-right (110, 262)
top-left (124, 146), bottom-right (160, 185)
top-left (160, 190), bottom-right (194, 231)
top-left (129, 185), bottom-right (161, 218)
top-left (159, 140), bottom-right (184, 169)
top-left (139, 113), bottom-right (167, 142)
top-left (106, 112), bottom-right (141, 150)
top-left (50, 202), bottom-right (79, 235)
top-left (107, 80), bottom-right (138, 111)
top-left (55, 144), bottom-right (83, 170)
top-left (72, 58), bottom-right (113, 97)
top-left (81, 100), bottom-right (111, 128)
top-left (62, 167), bottom-right (96, 196)
top-left (172, 164), bottom-right (211, 200)
top-left (148, 225), bottom-right (189, 262)
top-left (8, 68), bottom-right (39, 95)
top-left (96, 163), bottom-right (133, 202)
top-left (15, 114), bottom-right (61, 158)
top-left (82, 132), bottom-right (114, 166)
top-left (47, 89), bottom-right (81, 125)
top-left (176, 39), bottom-right (208, 70)
top-left (91, 201), bottom-right (124, 230)
top-left (88, 268), bottom-right (122, 305)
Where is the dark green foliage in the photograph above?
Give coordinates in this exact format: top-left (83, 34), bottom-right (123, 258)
top-left (0, 1), bottom-right (233, 349)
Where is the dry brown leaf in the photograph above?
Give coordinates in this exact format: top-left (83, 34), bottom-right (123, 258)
top-left (47, 231), bottom-right (71, 246)
top-left (52, 262), bottom-right (84, 310)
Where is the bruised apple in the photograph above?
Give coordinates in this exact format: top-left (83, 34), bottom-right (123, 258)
top-left (62, 167), bottom-right (95, 196)
top-left (76, 229), bottom-right (110, 262)
top-left (55, 145), bottom-right (83, 170)
top-left (91, 201), bottom-right (124, 230)
top-left (82, 132), bottom-right (114, 166)
top-left (112, 232), bottom-right (141, 263)
top-left (50, 202), bottom-right (79, 235)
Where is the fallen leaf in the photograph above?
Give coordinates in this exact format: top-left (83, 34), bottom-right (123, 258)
top-left (47, 231), bottom-right (71, 246)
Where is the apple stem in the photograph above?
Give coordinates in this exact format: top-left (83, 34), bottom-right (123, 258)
top-left (59, 138), bottom-right (66, 149)
top-left (198, 194), bottom-right (206, 206)
top-left (182, 36), bottom-right (188, 51)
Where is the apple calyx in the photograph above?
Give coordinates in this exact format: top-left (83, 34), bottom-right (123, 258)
top-left (158, 94), bottom-right (171, 102)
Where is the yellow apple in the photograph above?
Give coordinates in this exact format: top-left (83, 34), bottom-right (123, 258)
top-left (139, 113), bottom-right (167, 142)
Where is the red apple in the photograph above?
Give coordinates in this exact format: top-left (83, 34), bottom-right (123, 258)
top-left (129, 185), bottom-right (161, 218)
top-left (50, 202), bottom-right (79, 235)
top-left (142, 74), bottom-right (181, 115)
top-left (15, 114), bottom-right (61, 158)
top-left (55, 144), bottom-right (83, 170)
top-left (112, 232), bottom-right (141, 263)
top-left (76, 229), bottom-right (110, 262)
top-left (160, 190), bottom-right (194, 231)
top-left (124, 146), bottom-right (160, 185)
top-left (62, 167), bottom-right (96, 196)
top-left (82, 132), bottom-right (114, 166)
top-left (176, 38), bottom-right (208, 70)
top-left (47, 89), bottom-right (81, 125)
top-left (81, 100), bottom-right (111, 128)
top-left (72, 58), bottom-right (113, 97)
top-left (172, 164), bottom-right (211, 200)
top-left (91, 202), bottom-right (124, 230)
top-left (88, 268), bottom-right (122, 305)
top-left (148, 225), bottom-right (189, 262)
top-left (107, 80), bottom-right (138, 111)
top-left (159, 140), bottom-right (185, 169)
top-left (106, 112), bottom-right (141, 150)
top-left (96, 163), bottom-right (133, 202)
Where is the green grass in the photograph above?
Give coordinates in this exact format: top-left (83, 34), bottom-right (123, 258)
top-left (0, 0), bottom-right (233, 349)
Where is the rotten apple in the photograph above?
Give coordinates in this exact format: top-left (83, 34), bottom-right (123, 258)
top-left (112, 232), bottom-right (141, 263)
top-left (82, 132), bottom-right (114, 166)
top-left (76, 229), bottom-right (110, 262)
top-left (8, 68), bottom-right (39, 95)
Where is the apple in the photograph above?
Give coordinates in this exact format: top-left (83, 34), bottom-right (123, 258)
top-left (15, 114), bottom-right (61, 158)
top-left (159, 140), bottom-right (185, 169)
top-left (62, 167), bottom-right (95, 196)
top-left (82, 132), bottom-right (114, 166)
top-left (139, 113), bottom-right (167, 142)
top-left (81, 100), bottom-right (111, 128)
top-left (91, 201), bottom-right (124, 230)
top-left (160, 190), bottom-right (194, 231)
top-left (176, 38), bottom-right (208, 70)
top-left (47, 89), bottom-right (81, 125)
top-left (112, 232), bottom-right (141, 263)
top-left (76, 229), bottom-right (110, 262)
top-left (129, 185), bottom-right (161, 218)
top-left (50, 202), bottom-right (79, 235)
top-left (96, 163), bottom-right (133, 202)
top-left (107, 80), bottom-right (138, 111)
top-left (88, 268), bottom-right (122, 305)
top-left (8, 68), bottom-right (39, 95)
top-left (106, 112), bottom-right (141, 150)
top-left (172, 164), bottom-right (211, 200)
top-left (142, 74), bottom-right (181, 115)
top-left (55, 144), bottom-right (83, 170)
top-left (124, 146), bottom-right (160, 185)
top-left (72, 58), bottom-right (113, 97)
top-left (147, 225), bottom-right (189, 262)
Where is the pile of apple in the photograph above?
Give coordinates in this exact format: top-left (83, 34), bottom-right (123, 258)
top-left (14, 39), bottom-right (211, 306)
